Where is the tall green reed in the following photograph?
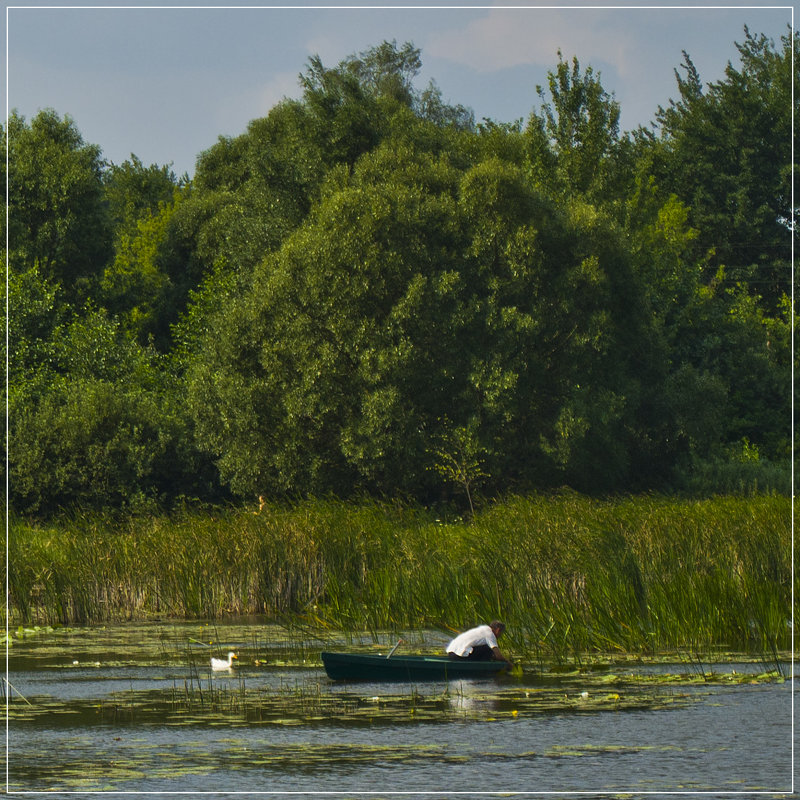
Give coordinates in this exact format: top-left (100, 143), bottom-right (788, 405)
top-left (7, 493), bottom-right (793, 656)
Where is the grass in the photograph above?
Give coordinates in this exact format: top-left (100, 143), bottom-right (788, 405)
top-left (7, 493), bottom-right (793, 656)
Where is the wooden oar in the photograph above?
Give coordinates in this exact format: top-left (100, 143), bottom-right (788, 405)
top-left (4, 678), bottom-right (32, 705)
top-left (386, 638), bottom-right (404, 658)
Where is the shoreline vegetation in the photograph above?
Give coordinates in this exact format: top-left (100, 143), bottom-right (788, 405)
top-left (8, 493), bottom-right (793, 658)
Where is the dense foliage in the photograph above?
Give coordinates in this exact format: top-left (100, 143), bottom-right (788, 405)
top-left (6, 32), bottom-right (796, 516)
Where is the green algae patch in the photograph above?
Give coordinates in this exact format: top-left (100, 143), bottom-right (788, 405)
top-left (8, 620), bottom-right (327, 672)
top-left (9, 741), bottom-right (473, 792)
top-left (544, 743), bottom-right (682, 759)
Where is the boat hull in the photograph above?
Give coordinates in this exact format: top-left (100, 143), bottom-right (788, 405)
top-left (321, 651), bottom-right (508, 681)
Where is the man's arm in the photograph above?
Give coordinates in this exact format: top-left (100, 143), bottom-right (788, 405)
top-left (491, 646), bottom-right (512, 666)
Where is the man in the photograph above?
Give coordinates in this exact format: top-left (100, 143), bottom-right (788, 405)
top-left (446, 620), bottom-right (512, 667)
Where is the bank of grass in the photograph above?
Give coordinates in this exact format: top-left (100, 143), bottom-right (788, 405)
top-left (7, 493), bottom-right (793, 656)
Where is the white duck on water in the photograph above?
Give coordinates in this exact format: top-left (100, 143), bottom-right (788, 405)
top-left (210, 651), bottom-right (238, 671)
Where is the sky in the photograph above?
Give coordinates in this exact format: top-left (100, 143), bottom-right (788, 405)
top-left (5, 2), bottom-right (793, 178)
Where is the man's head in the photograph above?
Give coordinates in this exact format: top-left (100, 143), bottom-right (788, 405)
top-left (489, 620), bottom-right (506, 637)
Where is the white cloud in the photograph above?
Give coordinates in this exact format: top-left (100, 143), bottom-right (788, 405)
top-left (426, 8), bottom-right (636, 75)
top-left (256, 70), bottom-right (304, 114)
top-left (209, 70), bottom-right (303, 145)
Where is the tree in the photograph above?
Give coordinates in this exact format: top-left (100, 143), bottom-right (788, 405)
top-left (6, 109), bottom-right (111, 302)
top-left (10, 374), bottom-right (210, 514)
top-left (185, 131), bottom-right (657, 499)
top-left (8, 300), bottom-right (215, 515)
top-left (100, 191), bottom-right (179, 346)
top-left (622, 27), bottom-right (796, 482)
top-left (299, 54), bottom-right (382, 168)
top-left (343, 40), bottom-right (422, 106)
top-left (104, 155), bottom-right (180, 233)
top-left (534, 52), bottom-right (621, 198)
top-left (6, 37), bottom-right (792, 514)
top-left (648, 27), bottom-right (796, 311)
top-left (417, 81), bottom-right (475, 131)
top-left (186, 142), bottom-right (468, 499)
top-left (430, 419), bottom-right (488, 516)
top-left (7, 265), bottom-right (69, 388)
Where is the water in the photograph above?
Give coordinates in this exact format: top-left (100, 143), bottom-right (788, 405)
top-left (6, 622), bottom-right (794, 797)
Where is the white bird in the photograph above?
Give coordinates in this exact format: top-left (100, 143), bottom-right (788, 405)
top-left (210, 651), bottom-right (238, 671)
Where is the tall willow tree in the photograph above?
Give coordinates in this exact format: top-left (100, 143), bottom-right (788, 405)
top-left (186, 122), bottom-right (656, 499)
top-left (186, 140), bottom-right (467, 498)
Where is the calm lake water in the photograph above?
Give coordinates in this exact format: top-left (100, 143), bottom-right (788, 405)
top-left (5, 621), bottom-right (794, 797)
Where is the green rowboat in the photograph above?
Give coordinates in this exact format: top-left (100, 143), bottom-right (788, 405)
top-left (321, 651), bottom-right (509, 681)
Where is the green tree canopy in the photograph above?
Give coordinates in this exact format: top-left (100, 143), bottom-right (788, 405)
top-left (646, 27), bottom-right (796, 311)
top-left (535, 52), bottom-right (621, 198)
top-left (6, 109), bottom-right (111, 303)
top-left (6, 32), bottom-right (792, 515)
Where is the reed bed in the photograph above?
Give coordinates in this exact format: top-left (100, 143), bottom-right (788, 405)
top-left (7, 493), bottom-right (793, 656)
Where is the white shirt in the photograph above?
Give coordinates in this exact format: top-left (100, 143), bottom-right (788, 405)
top-left (446, 624), bottom-right (498, 657)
